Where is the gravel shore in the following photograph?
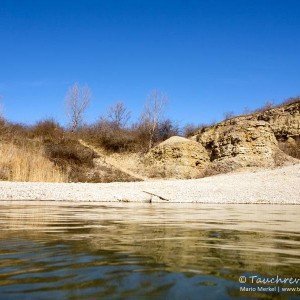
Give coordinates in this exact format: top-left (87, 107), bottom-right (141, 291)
top-left (0, 164), bottom-right (299, 204)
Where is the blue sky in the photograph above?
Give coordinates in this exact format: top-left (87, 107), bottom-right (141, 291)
top-left (1, 0), bottom-right (300, 126)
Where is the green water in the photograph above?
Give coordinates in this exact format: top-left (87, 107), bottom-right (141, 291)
top-left (0, 202), bottom-right (299, 299)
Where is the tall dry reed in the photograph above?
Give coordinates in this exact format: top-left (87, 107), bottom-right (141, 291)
top-left (0, 142), bottom-right (67, 182)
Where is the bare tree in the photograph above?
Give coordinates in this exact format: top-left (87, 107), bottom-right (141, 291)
top-left (65, 83), bottom-right (91, 131)
top-left (141, 90), bottom-right (168, 150)
top-left (107, 101), bottom-right (131, 128)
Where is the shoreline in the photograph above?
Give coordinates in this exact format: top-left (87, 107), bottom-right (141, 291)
top-left (0, 164), bottom-right (299, 204)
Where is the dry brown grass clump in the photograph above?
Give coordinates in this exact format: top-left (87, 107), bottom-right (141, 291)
top-left (0, 142), bottom-right (67, 182)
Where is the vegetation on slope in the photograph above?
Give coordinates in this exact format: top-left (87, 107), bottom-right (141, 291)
top-left (0, 88), bottom-right (299, 182)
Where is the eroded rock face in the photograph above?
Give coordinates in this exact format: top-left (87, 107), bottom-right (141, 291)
top-left (194, 100), bottom-right (299, 174)
top-left (198, 120), bottom-right (278, 166)
top-left (197, 100), bottom-right (299, 140)
top-left (144, 100), bottom-right (299, 179)
top-left (258, 101), bottom-right (300, 139)
top-left (144, 136), bottom-right (209, 178)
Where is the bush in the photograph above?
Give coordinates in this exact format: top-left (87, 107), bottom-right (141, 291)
top-left (82, 118), bottom-right (180, 153)
top-left (31, 119), bottom-right (64, 141)
top-left (183, 123), bottom-right (207, 137)
top-left (0, 120), bottom-right (30, 143)
top-left (156, 119), bottom-right (180, 141)
top-left (43, 137), bottom-right (100, 182)
top-left (45, 139), bottom-right (96, 167)
top-left (131, 118), bottom-right (180, 152)
top-left (81, 120), bottom-right (139, 152)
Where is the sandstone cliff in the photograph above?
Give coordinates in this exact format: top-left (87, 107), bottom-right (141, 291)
top-left (194, 100), bottom-right (299, 175)
top-left (145, 99), bottom-right (299, 178)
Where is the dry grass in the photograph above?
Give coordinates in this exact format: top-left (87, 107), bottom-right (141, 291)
top-left (0, 142), bottom-right (67, 182)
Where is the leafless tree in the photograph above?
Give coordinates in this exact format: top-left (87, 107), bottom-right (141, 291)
top-left (141, 90), bottom-right (168, 150)
top-left (65, 83), bottom-right (91, 131)
top-left (107, 101), bottom-right (131, 128)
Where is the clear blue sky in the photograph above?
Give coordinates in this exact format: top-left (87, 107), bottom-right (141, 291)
top-left (1, 0), bottom-right (299, 126)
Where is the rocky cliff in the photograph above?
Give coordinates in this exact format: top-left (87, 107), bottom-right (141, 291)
top-left (145, 99), bottom-right (300, 178)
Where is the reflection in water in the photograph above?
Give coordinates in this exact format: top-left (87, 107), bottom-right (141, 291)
top-left (0, 201), bottom-right (299, 299)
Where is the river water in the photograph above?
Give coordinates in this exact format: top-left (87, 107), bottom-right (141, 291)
top-left (0, 201), bottom-right (299, 299)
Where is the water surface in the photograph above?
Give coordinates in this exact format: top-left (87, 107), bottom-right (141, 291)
top-left (0, 201), bottom-right (299, 299)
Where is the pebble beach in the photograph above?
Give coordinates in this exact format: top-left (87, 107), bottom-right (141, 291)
top-left (0, 164), bottom-right (299, 204)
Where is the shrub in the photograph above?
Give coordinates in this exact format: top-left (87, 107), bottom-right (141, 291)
top-left (183, 123), bottom-right (208, 137)
top-left (82, 120), bottom-right (139, 152)
top-left (45, 138), bottom-right (96, 167)
top-left (0, 120), bottom-right (30, 143)
top-left (156, 119), bottom-right (180, 141)
top-left (82, 118), bottom-right (180, 153)
top-left (31, 118), bottom-right (64, 141)
top-left (131, 118), bottom-right (180, 152)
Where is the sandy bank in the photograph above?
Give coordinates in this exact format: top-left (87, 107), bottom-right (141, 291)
top-left (0, 164), bottom-right (299, 204)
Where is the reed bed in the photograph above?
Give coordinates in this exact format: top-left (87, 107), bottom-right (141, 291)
top-left (0, 142), bottom-right (67, 182)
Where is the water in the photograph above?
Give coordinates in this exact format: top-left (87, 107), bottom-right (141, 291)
top-left (0, 201), bottom-right (299, 299)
